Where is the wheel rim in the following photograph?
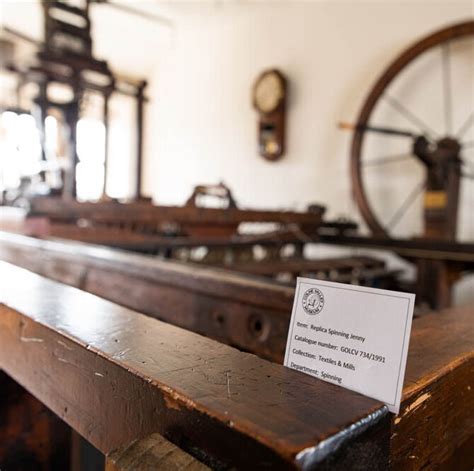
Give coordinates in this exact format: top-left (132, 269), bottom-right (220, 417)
top-left (350, 20), bottom-right (474, 238)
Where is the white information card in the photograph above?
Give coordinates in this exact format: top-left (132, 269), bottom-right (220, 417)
top-left (284, 277), bottom-right (415, 413)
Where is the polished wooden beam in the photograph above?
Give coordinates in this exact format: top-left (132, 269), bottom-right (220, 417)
top-left (391, 304), bottom-right (474, 470)
top-left (0, 231), bottom-right (293, 362)
top-left (0, 262), bottom-right (389, 469)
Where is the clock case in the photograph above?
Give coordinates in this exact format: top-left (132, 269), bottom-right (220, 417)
top-left (252, 69), bottom-right (287, 161)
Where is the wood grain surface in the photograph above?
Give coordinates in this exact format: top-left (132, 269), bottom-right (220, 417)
top-left (0, 233), bottom-right (472, 469)
top-left (0, 262), bottom-right (389, 470)
top-left (392, 304), bottom-right (474, 470)
top-left (0, 231), bottom-right (293, 361)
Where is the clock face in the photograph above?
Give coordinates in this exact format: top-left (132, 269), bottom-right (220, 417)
top-left (254, 71), bottom-right (284, 113)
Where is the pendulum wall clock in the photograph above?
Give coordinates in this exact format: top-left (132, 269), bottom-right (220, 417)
top-left (252, 69), bottom-right (287, 161)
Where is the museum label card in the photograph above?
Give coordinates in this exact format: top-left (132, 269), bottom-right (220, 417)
top-left (284, 277), bottom-right (415, 413)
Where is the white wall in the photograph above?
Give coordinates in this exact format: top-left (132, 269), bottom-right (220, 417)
top-left (144, 1), bottom-right (473, 240)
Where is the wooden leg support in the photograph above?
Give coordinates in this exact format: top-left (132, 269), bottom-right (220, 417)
top-left (0, 370), bottom-right (71, 471)
top-left (391, 306), bottom-right (474, 469)
top-left (416, 259), bottom-right (460, 310)
top-left (105, 433), bottom-right (210, 471)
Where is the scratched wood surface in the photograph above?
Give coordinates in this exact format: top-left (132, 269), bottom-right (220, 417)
top-left (391, 305), bottom-right (474, 470)
top-left (0, 233), bottom-right (472, 469)
top-left (0, 262), bottom-right (390, 470)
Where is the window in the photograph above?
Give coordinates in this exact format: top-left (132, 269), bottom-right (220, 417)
top-left (76, 118), bottom-right (105, 201)
top-left (0, 111), bottom-right (42, 191)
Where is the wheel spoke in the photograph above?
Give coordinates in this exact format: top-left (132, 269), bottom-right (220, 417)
top-left (339, 122), bottom-right (416, 138)
top-left (441, 42), bottom-right (453, 135)
top-left (363, 153), bottom-right (413, 167)
top-left (461, 161), bottom-right (474, 179)
top-left (383, 94), bottom-right (438, 139)
top-left (387, 180), bottom-right (426, 231)
top-left (457, 112), bottom-right (474, 139)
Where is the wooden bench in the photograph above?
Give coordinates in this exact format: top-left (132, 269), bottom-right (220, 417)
top-left (0, 233), bottom-right (472, 469)
top-left (0, 262), bottom-right (390, 470)
top-left (0, 231), bottom-right (293, 362)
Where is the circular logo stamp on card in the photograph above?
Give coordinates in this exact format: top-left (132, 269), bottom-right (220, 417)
top-left (302, 288), bottom-right (325, 315)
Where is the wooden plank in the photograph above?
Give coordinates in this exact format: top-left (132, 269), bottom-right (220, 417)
top-left (0, 262), bottom-right (389, 470)
top-left (0, 231), bottom-right (293, 310)
top-left (105, 433), bottom-right (210, 471)
top-left (0, 231), bottom-right (293, 362)
top-left (29, 197), bottom-right (324, 226)
top-left (319, 233), bottom-right (474, 265)
top-left (0, 218), bottom-right (395, 285)
top-left (225, 256), bottom-right (385, 276)
top-left (1, 219), bottom-right (307, 249)
top-left (0, 209), bottom-right (342, 251)
top-left (391, 305), bottom-right (474, 470)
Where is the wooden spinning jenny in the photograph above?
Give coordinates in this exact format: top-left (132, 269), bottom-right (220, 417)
top-left (341, 20), bottom-right (474, 309)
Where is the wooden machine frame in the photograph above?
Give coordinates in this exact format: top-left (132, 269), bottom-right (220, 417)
top-left (0, 234), bottom-right (472, 469)
top-left (1, 0), bottom-right (148, 200)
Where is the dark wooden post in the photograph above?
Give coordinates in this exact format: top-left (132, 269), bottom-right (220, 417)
top-left (423, 159), bottom-right (461, 240)
top-left (36, 79), bottom-right (49, 165)
top-left (0, 371), bottom-right (71, 471)
top-left (135, 80), bottom-right (147, 200)
top-left (101, 86), bottom-right (113, 200)
top-left (417, 136), bottom-right (462, 309)
top-left (62, 95), bottom-right (81, 199)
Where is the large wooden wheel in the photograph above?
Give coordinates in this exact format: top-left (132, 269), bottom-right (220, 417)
top-left (349, 21), bottom-right (474, 241)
